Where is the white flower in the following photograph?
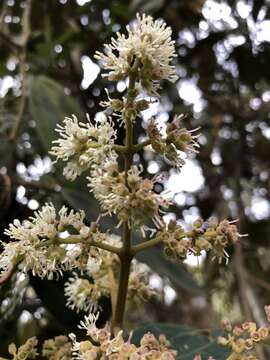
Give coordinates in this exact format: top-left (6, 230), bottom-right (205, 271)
top-left (86, 256), bottom-right (102, 275)
top-left (64, 273), bottom-right (101, 313)
top-left (78, 313), bottom-right (100, 339)
top-left (88, 163), bottom-right (168, 233)
top-left (4, 219), bottom-right (38, 241)
top-left (0, 241), bottom-right (22, 277)
top-left (50, 114), bottom-right (117, 181)
top-left (95, 13), bottom-right (178, 94)
top-left (1, 204), bottom-right (88, 280)
top-left (128, 262), bottom-right (156, 305)
top-left (88, 160), bottom-right (127, 217)
top-left (58, 206), bottom-right (85, 231)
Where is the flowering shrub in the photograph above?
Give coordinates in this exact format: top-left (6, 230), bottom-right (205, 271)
top-left (0, 13), bottom-right (257, 360)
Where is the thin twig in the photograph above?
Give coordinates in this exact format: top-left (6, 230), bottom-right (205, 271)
top-left (132, 234), bottom-right (164, 255)
top-left (245, 271), bottom-right (270, 292)
top-left (9, 0), bottom-right (32, 141)
top-left (0, 31), bottom-right (22, 51)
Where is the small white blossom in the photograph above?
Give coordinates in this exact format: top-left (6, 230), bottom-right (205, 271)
top-left (78, 312), bottom-right (100, 336)
top-left (64, 273), bottom-right (105, 313)
top-left (50, 114), bottom-right (117, 180)
top-left (86, 256), bottom-right (102, 275)
top-left (95, 13), bottom-right (178, 95)
top-left (88, 163), bottom-right (168, 233)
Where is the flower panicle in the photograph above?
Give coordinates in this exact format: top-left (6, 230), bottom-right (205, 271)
top-left (49, 113), bottom-right (117, 181)
top-left (95, 13), bottom-right (178, 95)
top-left (0, 203), bottom-right (99, 280)
top-left (158, 217), bottom-right (244, 263)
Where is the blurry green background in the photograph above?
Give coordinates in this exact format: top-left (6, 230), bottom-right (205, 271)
top-left (0, 0), bottom-right (270, 357)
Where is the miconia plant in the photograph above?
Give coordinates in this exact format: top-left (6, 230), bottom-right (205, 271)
top-left (2, 13), bottom-right (263, 360)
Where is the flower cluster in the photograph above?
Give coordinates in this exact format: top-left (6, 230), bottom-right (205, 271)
top-left (127, 264), bottom-right (156, 305)
top-left (0, 203), bottom-right (93, 279)
top-left (218, 306), bottom-right (270, 359)
top-left (89, 162), bottom-right (168, 233)
top-left (158, 218), bottom-right (242, 263)
top-left (50, 114), bottom-right (116, 181)
top-left (64, 272), bottom-right (109, 313)
top-left (0, 337), bottom-right (38, 360)
top-left (95, 13), bottom-right (178, 95)
top-left (147, 115), bottom-right (200, 169)
top-left (70, 313), bottom-right (177, 359)
top-left (42, 336), bottom-right (72, 360)
top-left (64, 235), bottom-right (154, 313)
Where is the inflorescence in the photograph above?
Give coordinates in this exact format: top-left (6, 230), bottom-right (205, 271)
top-left (0, 12), bottom-right (246, 360)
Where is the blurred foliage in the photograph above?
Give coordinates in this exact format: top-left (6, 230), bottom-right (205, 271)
top-left (0, 0), bottom-right (270, 356)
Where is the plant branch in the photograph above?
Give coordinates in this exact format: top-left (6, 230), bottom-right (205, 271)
top-left (34, 235), bottom-right (121, 255)
top-left (58, 235), bottom-right (121, 255)
top-left (0, 31), bottom-right (22, 51)
top-left (132, 139), bottom-right (151, 152)
top-left (111, 64), bottom-right (139, 335)
top-left (132, 234), bottom-right (164, 255)
top-left (9, 0), bottom-right (32, 141)
top-left (113, 144), bottom-right (127, 153)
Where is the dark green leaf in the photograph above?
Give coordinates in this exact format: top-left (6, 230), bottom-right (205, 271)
top-left (137, 247), bottom-right (202, 294)
top-left (62, 187), bottom-right (99, 221)
top-left (62, 187), bottom-right (116, 231)
top-left (29, 75), bottom-right (83, 152)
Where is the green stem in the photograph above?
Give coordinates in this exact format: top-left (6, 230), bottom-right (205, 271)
top-left (132, 234), bottom-right (164, 255)
top-left (111, 68), bottom-right (137, 335)
top-left (132, 231), bottom-right (189, 255)
top-left (132, 139), bottom-right (151, 152)
top-left (113, 144), bottom-right (127, 153)
top-left (37, 235), bottom-right (121, 255)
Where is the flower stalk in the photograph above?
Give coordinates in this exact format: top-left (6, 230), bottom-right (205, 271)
top-left (111, 68), bottom-right (137, 335)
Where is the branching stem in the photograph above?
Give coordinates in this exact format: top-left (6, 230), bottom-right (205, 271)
top-left (110, 65), bottom-right (139, 335)
top-left (37, 235), bottom-right (121, 255)
top-left (132, 235), bottom-right (164, 255)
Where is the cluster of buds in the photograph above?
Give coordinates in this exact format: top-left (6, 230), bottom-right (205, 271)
top-left (158, 217), bottom-right (242, 263)
top-left (89, 162), bottom-right (168, 234)
top-left (0, 337), bottom-right (38, 360)
top-left (101, 89), bottom-right (150, 125)
top-left (147, 115), bottom-right (200, 169)
top-left (95, 13), bottom-right (178, 95)
top-left (70, 313), bottom-right (177, 359)
top-left (127, 264), bottom-right (156, 305)
top-left (218, 306), bottom-right (270, 359)
top-left (42, 336), bottom-right (72, 360)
